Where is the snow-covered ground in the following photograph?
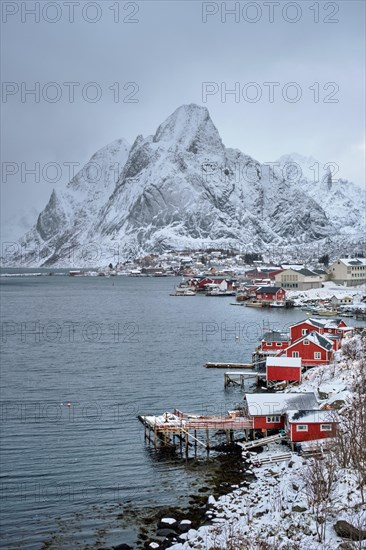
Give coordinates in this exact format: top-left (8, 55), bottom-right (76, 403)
top-left (168, 334), bottom-right (366, 550)
top-left (288, 281), bottom-right (366, 306)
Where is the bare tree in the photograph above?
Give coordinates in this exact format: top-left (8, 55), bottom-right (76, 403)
top-left (303, 449), bottom-right (338, 542)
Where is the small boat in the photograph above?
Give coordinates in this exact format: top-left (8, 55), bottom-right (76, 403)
top-left (338, 312), bottom-right (354, 318)
top-left (206, 288), bottom-right (236, 296)
top-left (316, 310), bottom-right (339, 317)
top-left (269, 301), bottom-right (285, 308)
top-left (245, 301), bottom-right (263, 308)
top-left (170, 287), bottom-right (196, 296)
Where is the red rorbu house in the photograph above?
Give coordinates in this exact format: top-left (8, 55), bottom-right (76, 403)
top-left (255, 286), bottom-right (286, 303)
top-left (245, 268), bottom-right (284, 282)
top-left (278, 331), bottom-right (334, 367)
top-left (290, 318), bottom-right (351, 345)
top-left (266, 356), bottom-right (302, 383)
top-left (260, 330), bottom-right (291, 355)
top-left (286, 409), bottom-right (338, 444)
top-left (252, 330), bottom-right (291, 366)
top-left (196, 277), bottom-right (237, 291)
top-left (244, 392), bottom-right (319, 435)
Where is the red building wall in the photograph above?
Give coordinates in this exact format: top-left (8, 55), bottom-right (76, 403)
top-left (284, 341), bottom-right (331, 365)
top-left (262, 341), bottom-right (290, 351)
top-left (290, 321), bottom-right (347, 342)
top-left (256, 289), bottom-right (286, 301)
top-left (290, 322), bottom-right (322, 342)
top-left (289, 422), bottom-right (337, 442)
top-left (266, 365), bottom-right (301, 382)
top-left (253, 416), bottom-right (285, 430)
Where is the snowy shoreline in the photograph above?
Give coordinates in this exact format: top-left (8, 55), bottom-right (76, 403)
top-left (166, 334), bottom-right (366, 550)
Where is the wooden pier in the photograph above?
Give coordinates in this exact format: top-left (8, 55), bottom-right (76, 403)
top-left (138, 409), bottom-right (254, 456)
top-left (224, 370), bottom-right (267, 389)
top-left (204, 362), bottom-right (254, 369)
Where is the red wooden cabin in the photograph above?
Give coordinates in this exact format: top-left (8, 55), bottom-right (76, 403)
top-left (279, 331), bottom-right (333, 366)
top-left (255, 286), bottom-right (286, 303)
top-left (290, 318), bottom-right (349, 343)
top-left (286, 409), bottom-right (338, 442)
top-left (244, 392), bottom-right (319, 434)
top-left (266, 356), bottom-right (302, 383)
top-left (260, 330), bottom-right (291, 354)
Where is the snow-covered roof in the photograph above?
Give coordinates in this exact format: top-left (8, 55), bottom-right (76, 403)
top-left (245, 392), bottom-right (319, 416)
top-left (281, 264), bottom-right (304, 270)
top-left (296, 268), bottom-right (320, 277)
top-left (266, 357), bottom-right (302, 368)
top-left (256, 286), bottom-right (283, 294)
top-left (262, 331), bottom-right (290, 343)
top-left (292, 317), bottom-right (344, 329)
top-left (337, 258), bottom-right (366, 267)
top-left (288, 331), bottom-right (334, 351)
top-left (287, 409), bottom-right (338, 423)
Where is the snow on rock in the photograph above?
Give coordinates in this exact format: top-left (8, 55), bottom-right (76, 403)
top-left (168, 334), bottom-right (366, 550)
top-left (3, 106), bottom-right (364, 267)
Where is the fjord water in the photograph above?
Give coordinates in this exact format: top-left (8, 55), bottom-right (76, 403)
top-left (0, 275), bottom-right (326, 548)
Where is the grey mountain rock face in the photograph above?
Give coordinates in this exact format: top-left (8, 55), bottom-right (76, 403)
top-left (4, 105), bottom-right (365, 266)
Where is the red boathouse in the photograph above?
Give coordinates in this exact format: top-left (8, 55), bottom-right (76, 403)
top-left (266, 356), bottom-right (302, 383)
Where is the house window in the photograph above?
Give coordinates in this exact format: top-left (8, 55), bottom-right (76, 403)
top-left (314, 352), bottom-right (321, 359)
top-left (303, 339), bottom-right (309, 345)
top-left (276, 343), bottom-right (282, 347)
top-left (292, 351), bottom-right (299, 358)
top-left (301, 329), bottom-right (308, 336)
top-left (266, 416), bottom-right (281, 423)
top-left (320, 424), bottom-right (332, 431)
top-left (296, 425), bottom-right (308, 432)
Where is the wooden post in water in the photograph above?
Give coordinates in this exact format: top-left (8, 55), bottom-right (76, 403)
top-left (185, 430), bottom-right (189, 457)
top-left (206, 428), bottom-right (210, 452)
top-left (154, 426), bottom-right (157, 448)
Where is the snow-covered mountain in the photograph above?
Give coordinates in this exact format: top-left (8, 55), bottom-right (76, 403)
top-left (276, 153), bottom-right (366, 236)
top-left (3, 105), bottom-right (365, 266)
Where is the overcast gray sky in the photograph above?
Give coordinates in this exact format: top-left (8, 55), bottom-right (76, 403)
top-left (1, 0), bottom-right (365, 241)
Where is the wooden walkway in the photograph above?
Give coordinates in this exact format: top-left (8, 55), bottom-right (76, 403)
top-left (204, 362), bottom-right (254, 369)
top-left (138, 409), bottom-right (254, 455)
top-left (224, 370), bottom-right (267, 388)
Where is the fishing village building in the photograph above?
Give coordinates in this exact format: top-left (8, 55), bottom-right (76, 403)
top-left (278, 331), bottom-right (334, 366)
top-left (266, 357), bottom-right (302, 383)
top-left (274, 267), bottom-right (326, 290)
top-left (329, 257), bottom-right (366, 286)
top-left (285, 409), bottom-right (338, 443)
top-left (254, 286), bottom-right (286, 303)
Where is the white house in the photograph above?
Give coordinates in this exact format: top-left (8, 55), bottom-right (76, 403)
top-left (329, 258), bottom-right (366, 286)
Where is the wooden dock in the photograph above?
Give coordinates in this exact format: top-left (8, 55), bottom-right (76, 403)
top-left (138, 409), bottom-right (254, 455)
top-left (204, 362), bottom-right (254, 369)
top-left (224, 370), bottom-right (267, 388)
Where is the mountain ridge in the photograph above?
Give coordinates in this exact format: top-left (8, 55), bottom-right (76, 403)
top-left (3, 104), bottom-right (365, 266)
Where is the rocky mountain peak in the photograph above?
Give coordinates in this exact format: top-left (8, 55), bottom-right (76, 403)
top-left (3, 106), bottom-right (364, 267)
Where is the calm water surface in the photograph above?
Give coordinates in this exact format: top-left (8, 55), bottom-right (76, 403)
top-left (1, 275), bottom-right (360, 548)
